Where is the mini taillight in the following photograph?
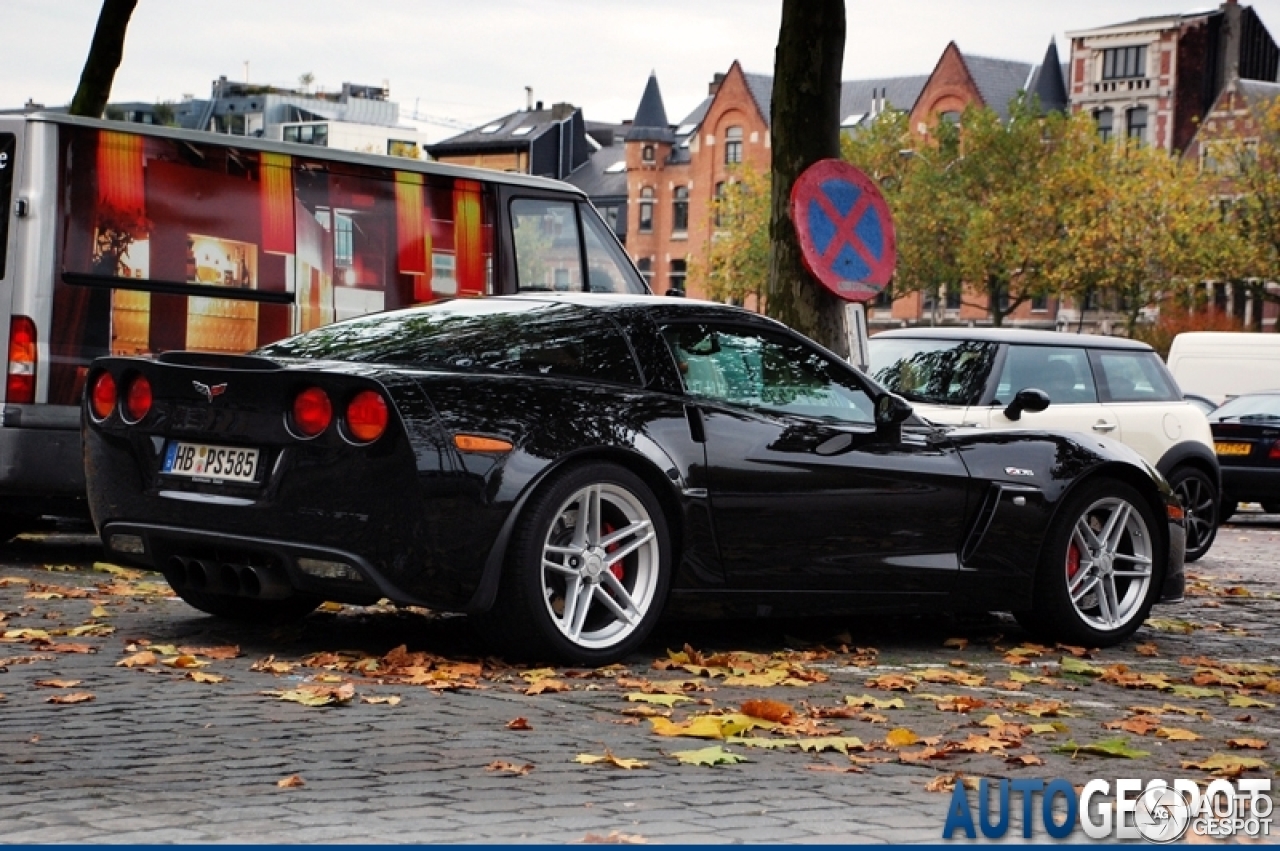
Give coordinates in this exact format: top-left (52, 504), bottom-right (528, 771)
top-left (90, 371), bottom-right (117, 420)
top-left (124, 375), bottom-right (152, 422)
top-left (292, 386), bottom-right (332, 437)
top-left (345, 390), bottom-right (388, 443)
top-left (1270, 439), bottom-right (1280, 461)
top-left (6, 316), bottom-right (36, 404)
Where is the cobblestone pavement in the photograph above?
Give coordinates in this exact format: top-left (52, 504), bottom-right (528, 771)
top-left (0, 513), bottom-right (1277, 844)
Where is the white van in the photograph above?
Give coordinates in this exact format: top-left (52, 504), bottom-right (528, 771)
top-left (1166, 332), bottom-right (1280, 404)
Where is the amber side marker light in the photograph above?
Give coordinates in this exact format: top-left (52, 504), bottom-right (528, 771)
top-left (1167, 503), bottom-right (1186, 521)
top-left (454, 434), bottom-right (513, 453)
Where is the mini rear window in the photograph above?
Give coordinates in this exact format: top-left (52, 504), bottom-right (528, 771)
top-left (867, 338), bottom-right (996, 406)
top-left (256, 299), bottom-right (643, 387)
top-left (1089, 350), bottom-right (1180, 403)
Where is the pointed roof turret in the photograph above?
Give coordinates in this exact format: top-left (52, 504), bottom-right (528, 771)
top-left (1028, 38), bottom-right (1068, 113)
top-left (626, 72), bottom-right (674, 143)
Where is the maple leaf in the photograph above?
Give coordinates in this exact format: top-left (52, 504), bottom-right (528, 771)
top-left (575, 750), bottom-right (648, 770)
top-left (251, 656), bottom-right (295, 675)
top-left (648, 713), bottom-right (769, 740)
top-left (808, 763), bottom-right (864, 774)
top-left (1228, 695), bottom-right (1275, 709)
top-left (865, 674), bottom-right (917, 692)
top-left (844, 694), bottom-right (905, 710)
top-left (486, 760), bottom-right (534, 776)
top-left (276, 774), bottom-right (305, 788)
top-left (362, 695), bottom-right (401, 706)
top-left (1226, 738), bottom-right (1268, 749)
top-left (525, 679), bottom-right (570, 695)
top-left (919, 668), bottom-right (985, 687)
top-left (671, 745), bottom-right (748, 766)
top-left (178, 645), bottom-right (240, 660)
top-left (925, 773), bottom-right (976, 792)
top-left (1102, 716), bottom-right (1160, 736)
top-left (1168, 685), bottom-right (1222, 699)
top-left (1181, 753), bottom-right (1270, 776)
top-left (740, 699), bottom-right (794, 724)
top-left (795, 736), bottom-right (865, 754)
top-left (44, 642), bottom-right (96, 654)
top-left (1027, 722), bottom-right (1069, 735)
top-left (898, 746), bottom-right (949, 763)
top-left (1014, 700), bottom-right (1076, 718)
top-left (1060, 657), bottom-right (1104, 677)
top-left (162, 655), bottom-right (208, 669)
top-left (727, 737), bottom-right (800, 750)
top-left (950, 734), bottom-right (1007, 754)
top-left (263, 683), bottom-right (355, 707)
top-left (116, 651), bottom-right (156, 667)
top-left (46, 692), bottom-right (95, 704)
top-left (1006, 754), bottom-right (1045, 767)
top-left (33, 679), bottom-right (81, 688)
top-left (884, 727), bottom-right (920, 748)
top-left (505, 717), bottom-right (532, 730)
top-left (187, 671), bottom-right (226, 684)
top-left (935, 695), bottom-right (987, 714)
top-left (1156, 727), bottom-right (1202, 741)
top-left (1052, 737), bottom-right (1149, 759)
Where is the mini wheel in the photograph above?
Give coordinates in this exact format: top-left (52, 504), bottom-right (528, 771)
top-left (1020, 479), bottom-right (1162, 647)
top-left (487, 463), bottom-right (671, 665)
top-left (1167, 466), bottom-right (1217, 562)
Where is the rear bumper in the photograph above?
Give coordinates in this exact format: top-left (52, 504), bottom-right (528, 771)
top-left (0, 423), bottom-right (88, 516)
top-left (1220, 467), bottom-right (1280, 503)
top-left (1159, 519), bottom-right (1186, 604)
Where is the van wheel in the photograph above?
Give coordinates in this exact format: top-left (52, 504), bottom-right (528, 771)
top-left (1168, 466), bottom-right (1217, 561)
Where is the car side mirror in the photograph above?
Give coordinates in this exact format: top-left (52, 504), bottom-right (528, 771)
top-left (665, 287), bottom-right (686, 298)
top-left (1003, 388), bottom-right (1051, 422)
top-left (875, 393), bottom-right (913, 441)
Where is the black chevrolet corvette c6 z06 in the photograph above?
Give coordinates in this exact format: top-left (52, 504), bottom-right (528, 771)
top-left (83, 294), bottom-right (1187, 665)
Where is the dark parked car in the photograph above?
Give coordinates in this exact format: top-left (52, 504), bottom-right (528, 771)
top-left (83, 295), bottom-right (1186, 664)
top-left (1210, 391), bottom-right (1280, 519)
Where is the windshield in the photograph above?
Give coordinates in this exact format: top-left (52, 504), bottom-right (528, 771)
top-left (1211, 393), bottom-right (1280, 421)
top-left (867, 338), bottom-right (996, 406)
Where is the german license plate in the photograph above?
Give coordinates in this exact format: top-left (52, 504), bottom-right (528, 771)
top-left (1215, 441), bottom-right (1252, 457)
top-left (162, 442), bottom-right (260, 483)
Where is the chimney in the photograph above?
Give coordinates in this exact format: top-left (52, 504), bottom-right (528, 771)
top-left (1218, 0), bottom-right (1243, 89)
top-left (535, 100), bottom-right (544, 111)
top-left (551, 102), bottom-right (575, 120)
top-left (525, 86), bottom-right (533, 110)
top-left (708, 72), bottom-right (726, 96)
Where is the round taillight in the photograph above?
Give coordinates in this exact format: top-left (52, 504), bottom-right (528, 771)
top-left (124, 375), bottom-right (152, 422)
top-left (346, 390), bottom-right (388, 443)
top-left (292, 386), bottom-right (332, 437)
top-left (90, 371), bottom-right (117, 420)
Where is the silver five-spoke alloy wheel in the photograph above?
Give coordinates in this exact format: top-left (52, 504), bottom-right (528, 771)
top-left (1064, 496), bottom-right (1154, 632)
top-left (539, 482), bottom-right (661, 651)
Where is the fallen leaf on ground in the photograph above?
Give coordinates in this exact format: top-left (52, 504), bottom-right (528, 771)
top-left (525, 679), bottom-right (570, 695)
top-left (1103, 716), bottom-right (1160, 736)
top-left (1156, 727), bottom-right (1202, 741)
top-left (1052, 737), bottom-right (1149, 759)
top-left (575, 750), bottom-right (648, 770)
top-left (740, 699), bottom-right (794, 724)
top-left (276, 774), bottom-right (305, 788)
top-left (46, 692), bottom-right (94, 704)
top-left (486, 760), bottom-right (533, 776)
top-left (116, 650), bottom-right (157, 667)
top-left (1006, 754), bottom-right (1045, 767)
top-left (251, 656), bottom-right (295, 675)
top-left (1135, 643), bottom-right (1160, 657)
top-left (162, 655), bottom-right (208, 669)
top-left (844, 694), bottom-right (905, 710)
top-left (362, 695), bottom-right (401, 706)
top-left (671, 745), bottom-right (748, 766)
top-left (187, 671), bottom-right (226, 684)
top-left (506, 717), bottom-right (532, 730)
top-left (263, 683), bottom-right (355, 707)
top-left (33, 679), bottom-right (81, 688)
top-left (1228, 695), bottom-right (1275, 709)
top-left (885, 727), bottom-right (920, 748)
top-left (625, 693), bottom-right (691, 707)
top-left (1226, 738), bottom-right (1268, 749)
top-left (1182, 753), bottom-right (1270, 776)
top-left (178, 645), bottom-right (240, 659)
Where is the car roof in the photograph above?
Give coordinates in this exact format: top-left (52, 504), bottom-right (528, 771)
top-left (871, 326), bottom-right (1154, 351)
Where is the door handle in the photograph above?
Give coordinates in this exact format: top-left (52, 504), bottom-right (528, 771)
top-left (1092, 421), bottom-right (1117, 433)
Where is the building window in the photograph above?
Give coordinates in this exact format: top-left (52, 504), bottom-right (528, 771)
top-left (724, 126), bottom-right (743, 164)
top-left (637, 257), bottom-right (652, 288)
top-left (713, 182), bottom-right (726, 228)
top-left (1102, 45), bottom-right (1147, 80)
top-left (334, 212), bottom-right (354, 268)
top-left (939, 111), bottom-right (961, 126)
top-left (602, 205), bottom-right (620, 231)
top-left (1126, 106), bottom-right (1148, 143)
top-left (1031, 294), bottom-right (1048, 313)
top-left (873, 284), bottom-right (893, 310)
top-left (283, 123), bottom-right (329, 146)
top-left (945, 286), bottom-right (961, 311)
top-left (1094, 108), bottom-right (1114, 142)
top-left (669, 259), bottom-right (687, 293)
top-left (672, 186), bottom-right (689, 233)
top-left (638, 187), bottom-right (654, 233)
top-left (642, 144), bottom-right (655, 163)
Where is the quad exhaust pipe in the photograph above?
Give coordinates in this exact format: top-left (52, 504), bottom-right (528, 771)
top-left (166, 556), bottom-right (293, 600)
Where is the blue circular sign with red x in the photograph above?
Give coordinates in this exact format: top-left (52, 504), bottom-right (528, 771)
top-left (791, 159), bottom-right (896, 302)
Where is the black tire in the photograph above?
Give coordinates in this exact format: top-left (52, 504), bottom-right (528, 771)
top-left (1167, 466), bottom-right (1217, 562)
top-left (164, 577), bottom-right (321, 624)
top-left (1020, 479), bottom-right (1163, 648)
top-left (483, 462), bottom-right (672, 666)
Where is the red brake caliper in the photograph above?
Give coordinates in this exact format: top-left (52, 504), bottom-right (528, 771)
top-left (1066, 542), bottom-right (1081, 579)
top-left (603, 522), bottom-right (624, 580)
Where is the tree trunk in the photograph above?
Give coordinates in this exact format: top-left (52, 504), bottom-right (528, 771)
top-left (69, 0), bottom-right (138, 118)
top-left (766, 0), bottom-right (848, 356)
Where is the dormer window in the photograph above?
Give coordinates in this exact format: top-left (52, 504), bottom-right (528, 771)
top-left (1102, 45), bottom-right (1146, 80)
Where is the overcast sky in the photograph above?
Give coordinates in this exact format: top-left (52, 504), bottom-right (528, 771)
top-left (7, 1), bottom-right (1280, 142)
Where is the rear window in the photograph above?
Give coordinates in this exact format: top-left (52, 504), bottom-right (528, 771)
top-left (868, 338), bottom-right (995, 405)
top-left (1211, 394), bottom-right (1280, 421)
top-left (1089, 350), bottom-right (1181, 403)
top-left (256, 299), bottom-right (642, 386)
top-left (0, 133), bottom-right (14, 279)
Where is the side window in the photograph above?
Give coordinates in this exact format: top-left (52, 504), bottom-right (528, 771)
top-left (996, 345), bottom-right (1097, 404)
top-left (1090, 350), bottom-right (1181, 402)
top-left (662, 323), bottom-right (874, 424)
top-left (581, 205), bottom-right (647, 293)
top-left (511, 199), bottom-right (582, 292)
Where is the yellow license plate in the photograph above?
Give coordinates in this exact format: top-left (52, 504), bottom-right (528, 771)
top-left (1215, 442), bottom-right (1252, 457)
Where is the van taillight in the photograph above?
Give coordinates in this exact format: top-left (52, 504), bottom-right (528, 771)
top-left (1270, 440), bottom-right (1280, 461)
top-left (90, 372), bottom-right (117, 421)
top-left (292, 386), bottom-right (332, 437)
top-left (346, 390), bottom-right (388, 443)
top-left (6, 316), bottom-right (36, 404)
top-left (124, 375), bottom-right (152, 422)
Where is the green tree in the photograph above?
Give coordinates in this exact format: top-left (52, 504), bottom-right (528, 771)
top-left (689, 167), bottom-right (771, 309)
top-left (70, 0), bottom-right (137, 118)
top-left (766, 0), bottom-right (847, 354)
